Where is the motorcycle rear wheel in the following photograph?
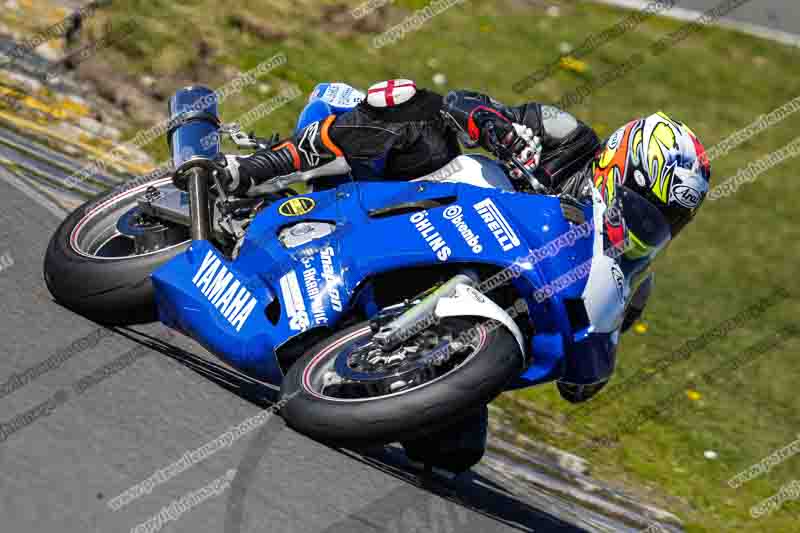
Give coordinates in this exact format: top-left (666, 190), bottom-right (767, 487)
top-left (44, 174), bottom-right (190, 325)
top-left (279, 317), bottom-right (522, 448)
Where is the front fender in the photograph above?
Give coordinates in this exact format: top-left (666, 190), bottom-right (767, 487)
top-left (434, 283), bottom-right (527, 360)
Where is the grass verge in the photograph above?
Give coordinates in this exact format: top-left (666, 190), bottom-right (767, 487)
top-left (32, 0), bottom-right (800, 530)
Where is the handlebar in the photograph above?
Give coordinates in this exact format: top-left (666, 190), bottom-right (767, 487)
top-left (219, 122), bottom-right (279, 151)
top-left (483, 122), bottom-right (541, 188)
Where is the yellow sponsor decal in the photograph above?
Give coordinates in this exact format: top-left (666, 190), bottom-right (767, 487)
top-left (278, 197), bottom-right (316, 217)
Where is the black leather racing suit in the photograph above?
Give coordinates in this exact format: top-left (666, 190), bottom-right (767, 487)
top-left (231, 89), bottom-right (601, 194)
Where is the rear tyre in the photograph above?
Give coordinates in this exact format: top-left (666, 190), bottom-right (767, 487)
top-left (279, 317), bottom-right (522, 448)
top-left (44, 174), bottom-right (190, 325)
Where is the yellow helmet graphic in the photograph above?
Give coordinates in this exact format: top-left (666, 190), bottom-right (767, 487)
top-left (593, 112), bottom-right (711, 237)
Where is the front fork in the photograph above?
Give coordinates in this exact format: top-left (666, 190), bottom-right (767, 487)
top-left (371, 272), bottom-right (527, 358)
top-left (186, 167), bottom-right (211, 241)
top-left (372, 273), bottom-right (477, 351)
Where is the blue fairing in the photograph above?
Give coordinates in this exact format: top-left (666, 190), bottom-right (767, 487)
top-left (151, 176), bottom-right (604, 389)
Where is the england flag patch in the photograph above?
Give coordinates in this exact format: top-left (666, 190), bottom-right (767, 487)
top-left (366, 79), bottom-right (417, 108)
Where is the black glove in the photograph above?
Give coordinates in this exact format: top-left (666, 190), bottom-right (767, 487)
top-left (484, 121), bottom-right (543, 180)
top-left (213, 154), bottom-right (250, 196)
top-left (443, 90), bottom-right (528, 156)
top-left (441, 91), bottom-right (543, 187)
top-left (214, 144), bottom-right (299, 196)
top-left (482, 120), bottom-right (516, 156)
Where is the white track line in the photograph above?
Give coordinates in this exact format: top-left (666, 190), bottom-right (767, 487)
top-left (594, 0), bottom-right (800, 48)
top-left (0, 165), bottom-right (68, 220)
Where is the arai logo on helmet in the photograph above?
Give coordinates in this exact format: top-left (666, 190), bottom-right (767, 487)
top-left (673, 185), bottom-right (702, 208)
top-left (671, 172), bottom-right (708, 209)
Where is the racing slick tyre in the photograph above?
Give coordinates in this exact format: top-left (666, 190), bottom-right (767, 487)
top-left (279, 317), bottom-right (522, 448)
top-left (44, 174), bottom-right (190, 325)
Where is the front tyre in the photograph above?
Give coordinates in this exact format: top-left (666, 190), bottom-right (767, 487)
top-left (44, 175), bottom-right (190, 325)
top-left (279, 317), bottom-right (522, 447)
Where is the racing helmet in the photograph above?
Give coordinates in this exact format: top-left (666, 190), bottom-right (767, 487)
top-left (591, 112), bottom-right (711, 240)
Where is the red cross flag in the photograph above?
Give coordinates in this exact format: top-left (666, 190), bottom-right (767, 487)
top-left (366, 79), bottom-right (417, 108)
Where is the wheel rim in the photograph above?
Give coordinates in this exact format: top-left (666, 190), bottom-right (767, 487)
top-left (301, 320), bottom-right (489, 403)
top-left (69, 178), bottom-right (190, 260)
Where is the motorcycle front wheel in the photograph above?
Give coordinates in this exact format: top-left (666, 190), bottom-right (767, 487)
top-left (279, 317), bottom-right (523, 448)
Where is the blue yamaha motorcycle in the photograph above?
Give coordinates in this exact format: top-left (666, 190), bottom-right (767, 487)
top-left (44, 85), bottom-right (669, 472)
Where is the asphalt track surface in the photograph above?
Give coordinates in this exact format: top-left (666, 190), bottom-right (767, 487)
top-left (11, 0), bottom-right (799, 529)
top-left (680, 0), bottom-right (800, 37)
top-left (0, 173), bottom-right (601, 532)
top-left (598, 0), bottom-right (800, 46)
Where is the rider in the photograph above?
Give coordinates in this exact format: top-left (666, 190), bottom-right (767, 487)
top-left (213, 80), bottom-right (711, 403)
top-left (219, 81), bottom-right (600, 197)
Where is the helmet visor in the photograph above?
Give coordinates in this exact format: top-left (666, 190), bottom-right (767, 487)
top-left (617, 186), bottom-right (672, 269)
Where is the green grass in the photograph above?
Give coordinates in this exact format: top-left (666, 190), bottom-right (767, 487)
top-left (75, 0), bottom-right (800, 530)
